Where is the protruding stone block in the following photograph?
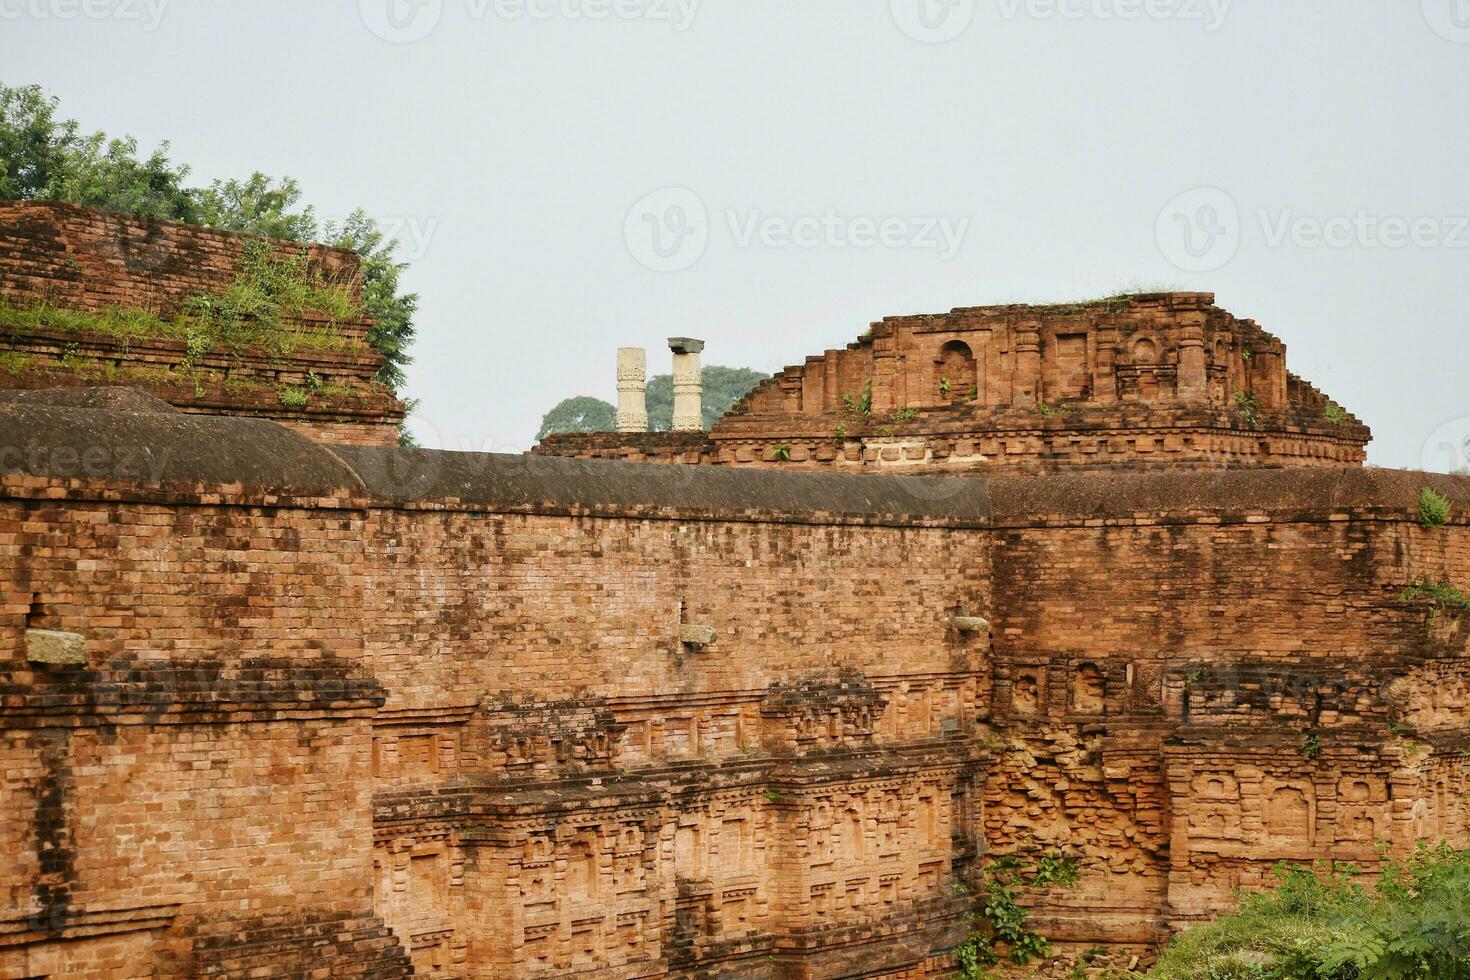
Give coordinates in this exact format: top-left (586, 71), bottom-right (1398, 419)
top-left (679, 624), bottom-right (716, 649)
top-left (952, 616), bottom-right (990, 634)
top-left (26, 628), bottom-right (86, 665)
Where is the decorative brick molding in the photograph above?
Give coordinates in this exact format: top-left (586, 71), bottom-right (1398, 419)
top-left (2, 400), bottom-right (1465, 977)
top-left (535, 293), bottom-right (1372, 475)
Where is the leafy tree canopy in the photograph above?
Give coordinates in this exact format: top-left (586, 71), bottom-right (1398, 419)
top-left (0, 82), bottom-right (416, 397)
top-left (537, 396), bottom-right (617, 439)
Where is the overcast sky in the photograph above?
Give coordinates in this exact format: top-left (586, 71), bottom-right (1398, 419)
top-left (5, 1), bottom-right (1467, 469)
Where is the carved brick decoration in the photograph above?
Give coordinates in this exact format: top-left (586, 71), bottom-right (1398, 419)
top-left (534, 293), bottom-right (1372, 475)
top-left (2, 392), bottom-right (1466, 977)
top-left (0, 210), bottom-right (1460, 978)
top-left (0, 202), bottom-right (404, 446)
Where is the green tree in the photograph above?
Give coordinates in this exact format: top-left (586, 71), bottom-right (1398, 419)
top-left (0, 83), bottom-right (76, 201)
top-left (645, 365), bottom-right (767, 431)
top-left (194, 173), bottom-right (319, 242)
top-left (41, 131), bottom-right (199, 222)
top-left (323, 210), bottom-right (418, 391)
top-left (537, 396), bottom-right (617, 439)
top-left (0, 81), bottom-right (417, 418)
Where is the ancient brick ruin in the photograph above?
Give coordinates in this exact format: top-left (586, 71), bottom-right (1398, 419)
top-left (0, 202), bottom-right (404, 446)
top-left (1, 205), bottom-right (1466, 978)
top-left (534, 294), bottom-right (1371, 474)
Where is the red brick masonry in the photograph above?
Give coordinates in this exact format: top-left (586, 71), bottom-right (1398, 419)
top-left (0, 202), bottom-right (403, 447)
top-left (536, 292), bottom-right (1371, 475)
top-left (1, 392), bottom-right (1464, 977)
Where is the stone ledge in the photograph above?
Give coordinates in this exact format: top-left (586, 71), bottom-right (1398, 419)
top-left (24, 629), bottom-right (85, 666)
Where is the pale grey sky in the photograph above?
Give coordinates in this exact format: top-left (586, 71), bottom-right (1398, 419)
top-left (4, 1), bottom-right (1467, 469)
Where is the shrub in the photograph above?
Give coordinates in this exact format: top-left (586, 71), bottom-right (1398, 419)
top-left (953, 853), bottom-right (1078, 977)
top-left (1146, 844), bottom-right (1470, 979)
top-left (1420, 487), bottom-right (1452, 528)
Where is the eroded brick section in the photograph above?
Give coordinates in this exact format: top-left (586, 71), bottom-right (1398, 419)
top-left (2, 407), bottom-right (1468, 978)
top-left (0, 202), bottom-right (403, 445)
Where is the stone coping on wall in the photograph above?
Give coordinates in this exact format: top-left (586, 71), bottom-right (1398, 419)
top-left (331, 443), bottom-right (992, 527)
top-left (987, 468), bottom-right (1470, 527)
top-left (2, 391), bottom-right (1467, 528)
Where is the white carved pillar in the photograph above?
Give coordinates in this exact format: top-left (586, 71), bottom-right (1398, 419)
top-left (669, 337), bottom-right (705, 432)
top-left (617, 347), bottom-right (648, 433)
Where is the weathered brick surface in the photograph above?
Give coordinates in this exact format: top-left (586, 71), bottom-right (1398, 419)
top-left (0, 202), bottom-right (403, 446)
top-left (1, 403), bottom-right (1466, 978)
top-left (535, 293), bottom-right (1371, 476)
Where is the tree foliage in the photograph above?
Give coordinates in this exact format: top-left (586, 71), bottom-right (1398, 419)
top-left (537, 396), bottom-right (617, 440)
top-left (644, 365), bottom-right (766, 431)
top-left (1146, 844), bottom-right (1470, 979)
top-left (0, 82), bottom-right (417, 402)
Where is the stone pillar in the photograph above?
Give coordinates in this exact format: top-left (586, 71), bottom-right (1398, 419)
top-left (1094, 326), bottom-right (1120, 404)
top-left (1012, 320), bottom-right (1041, 406)
top-left (616, 347), bottom-right (648, 433)
top-left (1176, 319), bottom-right (1207, 403)
top-left (668, 338), bottom-right (705, 431)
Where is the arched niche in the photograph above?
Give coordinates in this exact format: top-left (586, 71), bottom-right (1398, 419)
top-left (1072, 663), bottom-right (1105, 715)
top-left (934, 340), bottom-right (978, 404)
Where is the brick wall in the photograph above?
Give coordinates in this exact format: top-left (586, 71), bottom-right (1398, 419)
top-left (534, 293), bottom-right (1373, 476)
top-left (0, 202), bottom-right (403, 446)
top-left (2, 402), bottom-right (1466, 978)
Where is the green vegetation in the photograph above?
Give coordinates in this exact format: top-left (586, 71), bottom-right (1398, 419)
top-left (1301, 733), bottom-right (1322, 760)
top-left (772, 444), bottom-right (792, 462)
top-left (1145, 844), bottom-right (1470, 979)
top-left (277, 384), bottom-right (309, 408)
top-left (953, 853), bottom-right (1079, 976)
top-left (1399, 577), bottom-right (1470, 619)
top-left (535, 396), bottom-right (619, 439)
top-left (891, 408), bottom-right (919, 422)
top-left (535, 366), bottom-right (767, 438)
top-left (1027, 291), bottom-right (1138, 316)
top-left (1, 82), bottom-right (417, 439)
top-left (1322, 401), bottom-right (1350, 424)
top-left (1, 235), bottom-right (362, 358)
top-left (1419, 487), bottom-right (1452, 529)
top-left (644, 366), bottom-right (767, 431)
top-left (1234, 389), bottom-right (1262, 426)
top-left (1038, 401), bottom-right (1074, 418)
top-left (842, 378), bottom-right (874, 419)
